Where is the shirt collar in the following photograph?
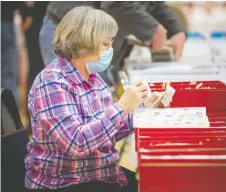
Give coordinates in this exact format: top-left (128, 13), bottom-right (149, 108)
top-left (58, 57), bottom-right (97, 85)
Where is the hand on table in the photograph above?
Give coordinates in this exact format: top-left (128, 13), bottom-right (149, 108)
top-left (146, 24), bottom-right (167, 52)
top-left (166, 32), bottom-right (186, 61)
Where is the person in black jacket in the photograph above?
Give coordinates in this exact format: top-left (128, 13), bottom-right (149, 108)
top-left (101, 2), bottom-right (186, 70)
top-left (1, 1), bottom-right (34, 104)
top-left (24, 1), bottom-right (49, 93)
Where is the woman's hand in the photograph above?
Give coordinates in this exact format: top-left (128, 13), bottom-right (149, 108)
top-left (144, 91), bottom-right (165, 108)
top-left (118, 81), bottom-right (149, 114)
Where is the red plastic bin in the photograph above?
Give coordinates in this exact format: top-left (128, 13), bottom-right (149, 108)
top-left (136, 81), bottom-right (226, 192)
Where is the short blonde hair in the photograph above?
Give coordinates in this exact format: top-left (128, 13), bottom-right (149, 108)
top-left (52, 6), bottom-right (118, 59)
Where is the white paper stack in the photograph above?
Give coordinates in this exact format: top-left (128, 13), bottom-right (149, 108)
top-left (133, 107), bottom-right (210, 128)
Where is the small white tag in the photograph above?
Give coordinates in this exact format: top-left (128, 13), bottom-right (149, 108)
top-left (161, 86), bottom-right (176, 107)
top-left (142, 79), bottom-right (151, 97)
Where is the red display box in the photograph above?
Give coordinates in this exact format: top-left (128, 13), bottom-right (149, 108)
top-left (149, 81), bottom-right (226, 110)
top-left (136, 81), bottom-right (226, 192)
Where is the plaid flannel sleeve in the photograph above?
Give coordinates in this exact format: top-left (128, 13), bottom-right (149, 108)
top-left (115, 103), bottom-right (144, 142)
top-left (33, 80), bottom-right (127, 158)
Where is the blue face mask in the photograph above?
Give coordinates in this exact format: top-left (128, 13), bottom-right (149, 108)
top-left (85, 48), bottom-right (113, 73)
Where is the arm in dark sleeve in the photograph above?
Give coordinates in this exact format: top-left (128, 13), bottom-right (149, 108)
top-left (1, 1), bottom-right (35, 22)
top-left (149, 2), bottom-right (186, 38)
top-left (101, 1), bottom-right (160, 42)
top-left (18, 1), bottom-right (35, 20)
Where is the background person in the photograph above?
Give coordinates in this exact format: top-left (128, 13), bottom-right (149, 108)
top-left (1, 1), bottom-right (34, 104)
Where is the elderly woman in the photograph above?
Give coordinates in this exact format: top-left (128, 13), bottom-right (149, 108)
top-left (25, 6), bottom-right (162, 192)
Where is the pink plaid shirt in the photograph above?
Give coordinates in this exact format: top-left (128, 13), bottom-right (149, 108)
top-left (25, 57), bottom-right (134, 189)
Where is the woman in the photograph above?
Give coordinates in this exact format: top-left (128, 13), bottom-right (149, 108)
top-left (25, 6), bottom-right (162, 192)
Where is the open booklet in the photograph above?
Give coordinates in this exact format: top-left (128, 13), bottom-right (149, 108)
top-left (133, 107), bottom-right (210, 128)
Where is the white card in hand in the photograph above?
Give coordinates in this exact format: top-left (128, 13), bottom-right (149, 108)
top-left (161, 86), bottom-right (176, 107)
top-left (142, 79), bottom-right (151, 97)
